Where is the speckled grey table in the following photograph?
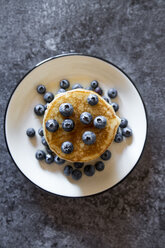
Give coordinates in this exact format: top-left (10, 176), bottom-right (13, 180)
top-left (0, 0), bottom-right (165, 247)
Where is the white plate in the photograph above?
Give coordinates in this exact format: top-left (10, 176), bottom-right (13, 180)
top-left (5, 54), bottom-right (147, 197)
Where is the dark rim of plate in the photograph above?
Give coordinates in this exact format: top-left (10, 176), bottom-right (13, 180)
top-left (4, 53), bottom-right (148, 198)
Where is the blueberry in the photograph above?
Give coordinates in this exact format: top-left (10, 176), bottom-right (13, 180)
top-left (82, 131), bottom-right (96, 145)
top-left (41, 137), bottom-right (48, 146)
top-left (120, 118), bottom-right (128, 128)
top-left (34, 104), bottom-right (45, 116)
top-left (46, 119), bottom-right (59, 132)
top-left (60, 79), bottom-right (70, 89)
top-left (80, 112), bottom-right (93, 125)
top-left (38, 127), bottom-right (44, 136)
top-left (117, 127), bottom-right (122, 135)
top-left (62, 119), bottom-right (75, 132)
top-left (122, 127), bottom-right (132, 137)
top-left (87, 94), bottom-right (99, 106)
top-left (72, 83), bottom-right (83, 89)
top-left (44, 92), bottom-right (54, 103)
top-left (54, 155), bottom-right (65, 164)
top-left (111, 102), bottom-right (119, 112)
top-left (114, 133), bottom-right (123, 143)
top-left (45, 154), bottom-right (54, 164)
top-left (59, 103), bottom-right (73, 117)
top-left (90, 80), bottom-right (98, 89)
top-left (61, 141), bottom-right (74, 154)
top-left (100, 150), bottom-right (111, 161)
top-left (94, 116), bottom-right (107, 129)
top-left (95, 161), bottom-right (105, 171)
top-left (64, 165), bottom-right (73, 176)
top-left (36, 84), bottom-right (46, 94)
top-left (74, 162), bottom-right (84, 169)
top-left (44, 103), bottom-right (48, 110)
top-left (86, 86), bottom-right (93, 91)
top-left (26, 128), bottom-right (35, 137)
top-left (84, 165), bottom-right (95, 176)
top-left (35, 150), bottom-right (46, 160)
top-left (57, 88), bottom-right (66, 94)
top-left (108, 88), bottom-right (118, 98)
top-left (95, 87), bottom-right (103, 95)
top-left (72, 169), bottom-right (82, 180)
top-left (46, 146), bottom-right (54, 155)
top-left (102, 96), bottom-right (110, 103)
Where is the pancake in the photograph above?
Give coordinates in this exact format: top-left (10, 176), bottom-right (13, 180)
top-left (43, 89), bottom-right (120, 162)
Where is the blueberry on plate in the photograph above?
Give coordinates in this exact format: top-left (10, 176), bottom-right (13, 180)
top-left (95, 161), bottom-right (105, 171)
top-left (57, 88), bottom-right (66, 94)
top-left (84, 165), bottom-right (95, 176)
top-left (45, 154), bottom-right (54, 164)
top-left (90, 80), bottom-right (98, 89)
top-left (74, 162), bottom-right (84, 169)
top-left (82, 131), bottom-right (96, 145)
top-left (80, 112), bottom-right (93, 125)
top-left (86, 86), bottom-right (93, 91)
top-left (59, 103), bottom-right (73, 117)
top-left (102, 96), bottom-right (110, 103)
top-left (72, 169), bottom-right (82, 180)
top-left (44, 103), bottom-right (48, 110)
top-left (46, 119), bottom-right (59, 132)
top-left (44, 92), bottom-right (54, 103)
top-left (119, 118), bottom-right (128, 128)
top-left (122, 127), bottom-right (132, 137)
top-left (117, 127), bottom-right (122, 135)
top-left (41, 137), bottom-right (48, 146)
top-left (35, 150), bottom-right (46, 160)
top-left (60, 79), bottom-right (70, 89)
top-left (94, 116), bottom-right (107, 129)
top-left (36, 84), bottom-right (46, 94)
top-left (38, 127), bottom-right (44, 136)
top-left (34, 104), bottom-right (45, 116)
top-left (100, 150), bottom-right (111, 160)
top-left (95, 87), bottom-right (103, 95)
top-left (26, 128), bottom-right (35, 137)
top-left (62, 119), bottom-right (75, 132)
top-left (54, 155), bottom-right (65, 164)
top-left (108, 88), bottom-right (117, 98)
top-left (114, 133), bottom-right (123, 143)
top-left (111, 102), bottom-right (119, 112)
top-left (72, 83), bottom-right (83, 89)
top-left (87, 94), bottom-right (98, 106)
top-left (46, 146), bottom-right (54, 155)
top-left (61, 141), bottom-right (74, 154)
top-left (64, 165), bottom-right (73, 176)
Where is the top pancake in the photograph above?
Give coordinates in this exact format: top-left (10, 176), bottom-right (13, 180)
top-left (43, 89), bottom-right (120, 162)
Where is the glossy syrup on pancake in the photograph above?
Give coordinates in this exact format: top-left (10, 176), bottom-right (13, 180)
top-left (43, 89), bottom-right (120, 162)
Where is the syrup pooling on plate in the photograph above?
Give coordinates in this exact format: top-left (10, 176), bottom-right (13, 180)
top-left (26, 80), bottom-right (132, 180)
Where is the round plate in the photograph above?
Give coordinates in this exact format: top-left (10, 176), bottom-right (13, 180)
top-left (5, 54), bottom-right (147, 197)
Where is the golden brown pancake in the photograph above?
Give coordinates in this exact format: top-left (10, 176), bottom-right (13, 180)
top-left (43, 89), bottom-right (120, 162)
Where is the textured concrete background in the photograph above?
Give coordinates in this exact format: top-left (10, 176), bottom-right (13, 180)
top-left (0, 0), bottom-right (165, 247)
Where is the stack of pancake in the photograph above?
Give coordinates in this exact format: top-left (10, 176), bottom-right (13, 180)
top-left (43, 89), bottom-right (120, 162)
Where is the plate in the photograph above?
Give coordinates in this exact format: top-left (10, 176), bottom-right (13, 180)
top-left (4, 54), bottom-right (147, 197)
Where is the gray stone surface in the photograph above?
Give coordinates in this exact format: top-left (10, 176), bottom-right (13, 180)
top-left (0, 0), bottom-right (165, 247)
